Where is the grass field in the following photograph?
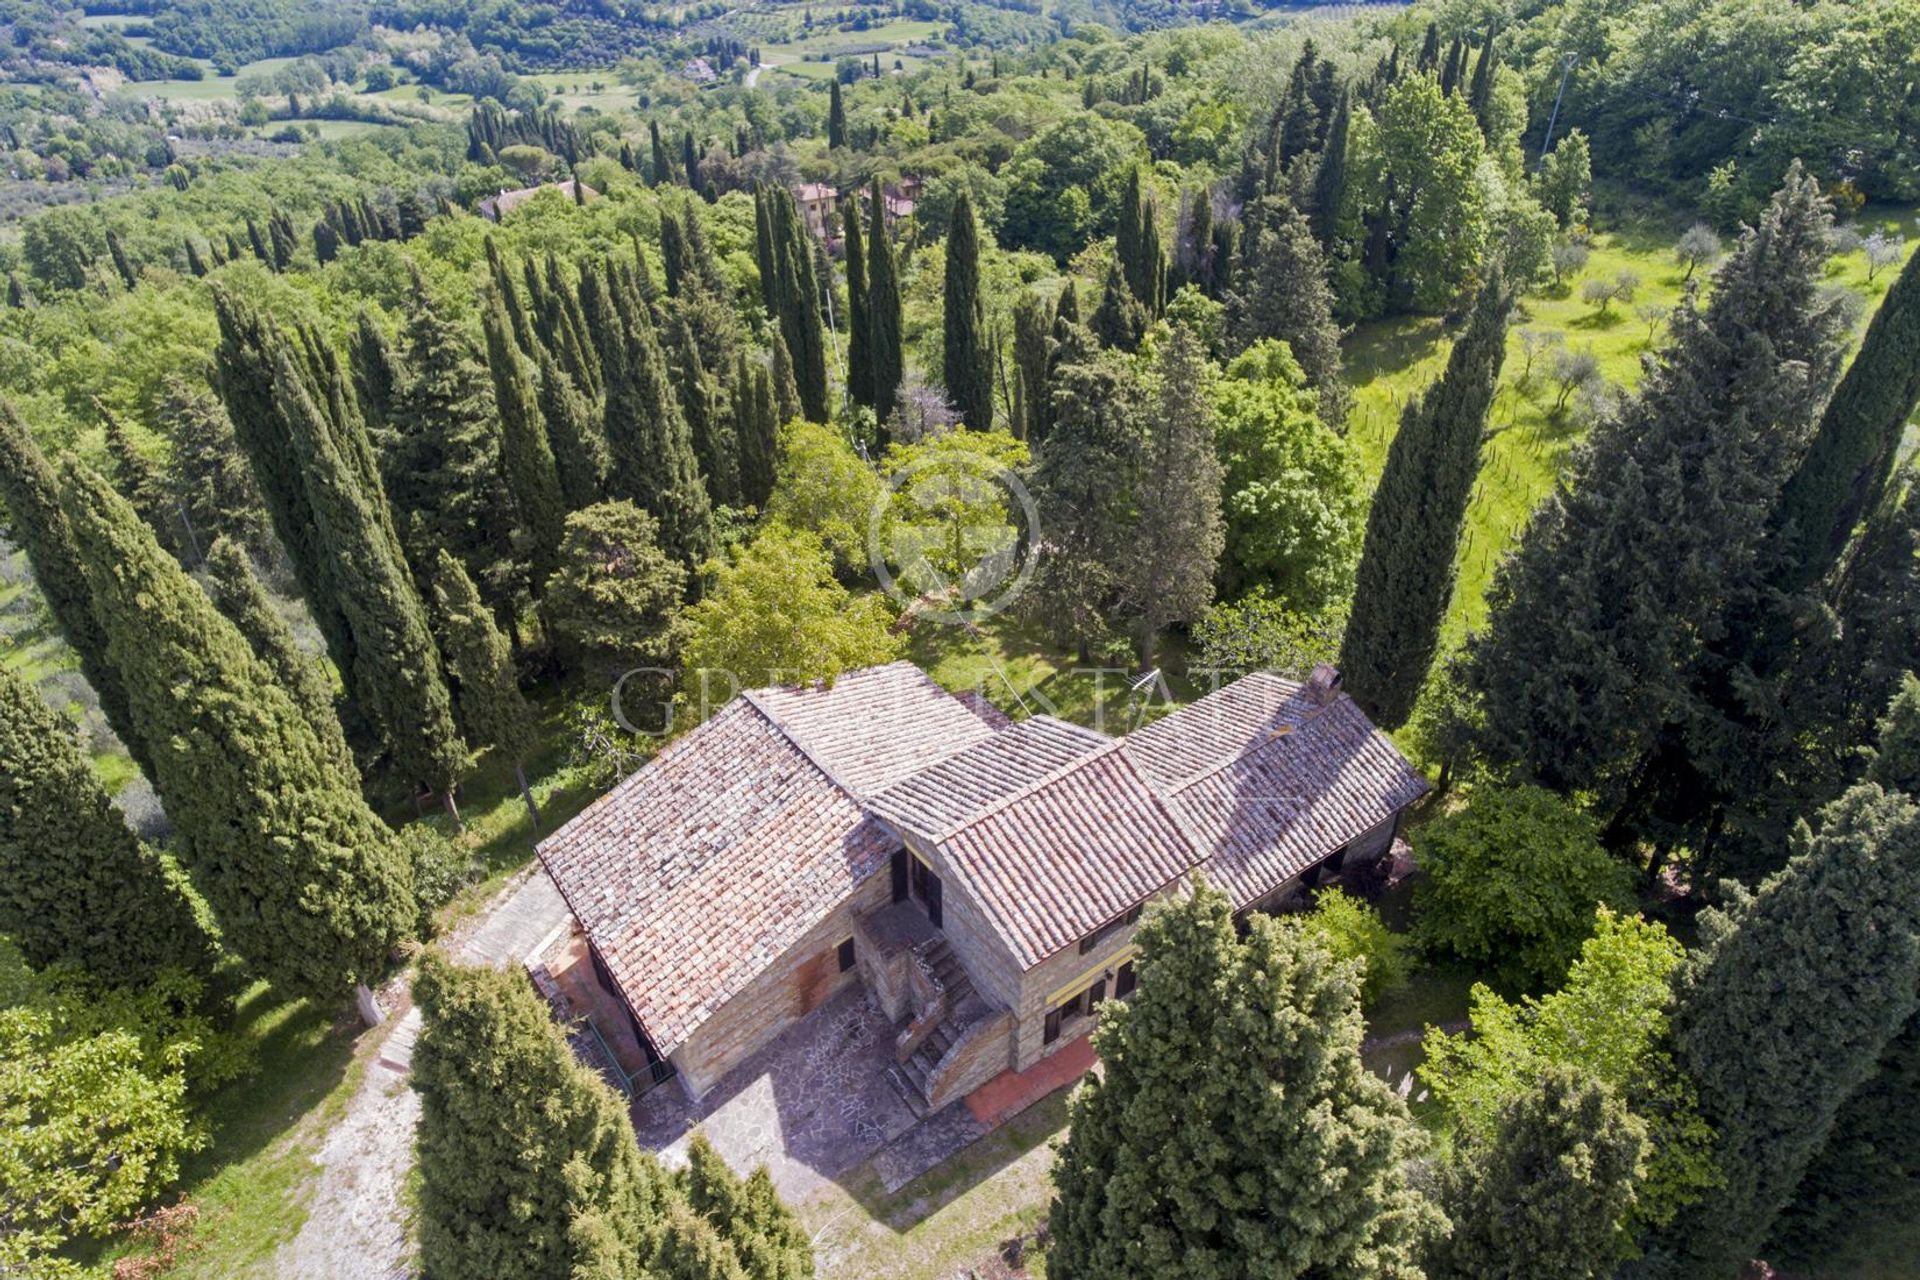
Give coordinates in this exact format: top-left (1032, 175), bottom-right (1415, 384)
top-left (1343, 200), bottom-right (1920, 651)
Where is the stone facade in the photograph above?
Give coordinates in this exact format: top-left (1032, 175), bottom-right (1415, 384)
top-left (669, 869), bottom-right (891, 1099)
top-left (925, 1008), bottom-right (1017, 1110)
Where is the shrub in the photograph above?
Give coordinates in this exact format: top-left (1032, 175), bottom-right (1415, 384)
top-left (1412, 784), bottom-right (1636, 988)
top-left (401, 824), bottom-right (473, 935)
top-left (1290, 888), bottom-right (1413, 1007)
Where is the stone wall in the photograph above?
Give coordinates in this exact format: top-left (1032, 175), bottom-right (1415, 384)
top-left (926, 1009), bottom-right (1017, 1110)
top-left (669, 869), bottom-right (891, 1099)
top-left (901, 833), bottom-right (1023, 1011)
top-left (1010, 885), bottom-right (1176, 1071)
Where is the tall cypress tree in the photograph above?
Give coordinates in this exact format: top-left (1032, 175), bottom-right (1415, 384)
top-left (1769, 243), bottom-right (1920, 590)
top-left (753, 185), bottom-right (779, 312)
top-left (671, 312), bottom-right (740, 509)
top-left (203, 536), bottom-right (353, 776)
top-left (1429, 1067), bottom-right (1647, 1280)
top-left (274, 348), bottom-right (469, 811)
top-left (1048, 877), bottom-right (1436, 1279)
top-left (771, 189), bottom-right (829, 422)
top-left (384, 269), bottom-right (517, 604)
top-left (0, 663), bottom-right (215, 988)
top-left (679, 1135), bottom-right (814, 1279)
top-left (866, 177), bottom-right (905, 427)
top-left (1463, 165), bottom-right (1846, 808)
top-left (827, 80), bottom-right (846, 149)
top-left (156, 374), bottom-right (274, 566)
top-left (433, 550), bottom-right (543, 827)
top-left (1090, 258), bottom-right (1149, 354)
top-left (536, 345), bottom-right (608, 511)
top-left (769, 329), bottom-right (802, 426)
top-left (482, 290), bottom-right (567, 593)
top-left (734, 355), bottom-right (779, 511)
top-left (1655, 782), bottom-right (1920, 1276)
top-left (602, 276), bottom-right (716, 578)
top-left (62, 463), bottom-right (416, 1003)
top-left (1466, 31), bottom-right (1498, 133)
top-left (0, 401), bottom-right (150, 775)
top-left (650, 120), bottom-right (673, 187)
top-left (1115, 167), bottom-right (1165, 316)
top-left (841, 194), bottom-right (872, 410)
top-left (1128, 318), bottom-right (1223, 665)
top-left (414, 953), bottom-right (673, 1280)
top-left (943, 191), bottom-right (993, 430)
top-left (1342, 272), bottom-right (1511, 729)
top-left (100, 404), bottom-right (180, 558)
top-left (1225, 196), bottom-right (1345, 419)
top-left (1309, 87), bottom-right (1352, 245)
top-left (211, 288), bottom-right (357, 683)
top-left (1010, 290), bottom-right (1054, 442)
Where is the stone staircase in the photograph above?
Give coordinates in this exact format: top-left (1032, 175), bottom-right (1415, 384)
top-left (886, 938), bottom-right (979, 1115)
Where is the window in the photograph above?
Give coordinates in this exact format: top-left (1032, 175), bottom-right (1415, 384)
top-left (1044, 1007), bottom-right (1062, 1044)
top-left (1115, 960), bottom-right (1136, 999)
top-left (836, 937), bottom-right (857, 973)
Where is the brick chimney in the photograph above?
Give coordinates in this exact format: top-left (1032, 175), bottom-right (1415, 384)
top-left (1305, 663), bottom-right (1342, 706)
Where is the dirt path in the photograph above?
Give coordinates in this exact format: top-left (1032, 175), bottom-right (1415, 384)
top-left (275, 867), bottom-right (571, 1280)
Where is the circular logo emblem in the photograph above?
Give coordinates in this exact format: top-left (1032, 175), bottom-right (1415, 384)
top-left (867, 445), bottom-right (1040, 626)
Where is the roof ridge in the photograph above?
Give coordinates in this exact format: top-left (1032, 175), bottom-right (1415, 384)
top-left (931, 735), bottom-right (1129, 842)
top-left (739, 689), bottom-right (865, 803)
top-left (1127, 677), bottom-right (1350, 799)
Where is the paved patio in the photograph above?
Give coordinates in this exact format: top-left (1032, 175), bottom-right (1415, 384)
top-left (630, 987), bottom-right (986, 1201)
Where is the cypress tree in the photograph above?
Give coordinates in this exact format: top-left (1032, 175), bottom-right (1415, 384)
top-left (434, 550), bottom-right (542, 826)
top-left (486, 238), bottom-right (538, 358)
top-left (482, 290), bottom-right (567, 592)
top-left (769, 330), bottom-right (802, 426)
top-left (202, 536), bottom-right (353, 776)
top-left (1010, 290), bottom-right (1054, 442)
top-left (682, 130), bottom-right (702, 197)
top-left (660, 210), bottom-right (693, 299)
top-left (679, 1135), bottom-right (813, 1279)
top-left (414, 953), bottom-right (673, 1280)
top-left (105, 228), bottom-right (138, 290)
top-left (650, 120), bottom-right (673, 187)
top-left (735, 356), bottom-right (779, 511)
top-left (841, 194), bottom-right (872, 410)
top-left (866, 176), bottom-right (905, 425)
top-left (0, 400), bottom-right (150, 775)
top-left (156, 374), bottom-right (273, 565)
top-left (1769, 242), bottom-right (1920, 590)
top-left (62, 463), bottom-right (416, 1003)
top-left (1048, 877), bottom-right (1436, 1279)
top-left (1309, 88), bottom-right (1351, 246)
top-left (1429, 1068), bottom-right (1647, 1280)
top-left (1342, 273), bottom-right (1511, 728)
top-left (1466, 31), bottom-right (1498, 132)
top-left (1128, 318), bottom-right (1223, 665)
top-left (772, 189), bottom-right (829, 422)
top-left (753, 186), bottom-right (779, 312)
top-left (1115, 167), bottom-right (1165, 315)
top-left (274, 348), bottom-right (469, 812)
top-left (1090, 258), bottom-right (1149, 353)
top-left (384, 270), bottom-right (516, 602)
top-left (828, 80), bottom-right (846, 149)
top-left (671, 312), bottom-right (740, 508)
top-left (1464, 165), bottom-right (1846, 806)
top-left (99, 403), bottom-right (179, 557)
top-left (538, 345), bottom-right (609, 511)
top-left (211, 288), bottom-right (357, 684)
top-left (1655, 782), bottom-right (1920, 1276)
top-left (602, 288), bottom-right (716, 578)
top-left (1225, 196), bottom-right (1345, 419)
top-left (942, 191), bottom-right (993, 429)
top-left (0, 663), bottom-right (215, 988)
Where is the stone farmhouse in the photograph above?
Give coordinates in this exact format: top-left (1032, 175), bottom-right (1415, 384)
top-left (537, 661), bottom-right (1426, 1112)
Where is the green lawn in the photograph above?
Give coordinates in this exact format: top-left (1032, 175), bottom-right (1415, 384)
top-left (1343, 203), bottom-right (1920, 650)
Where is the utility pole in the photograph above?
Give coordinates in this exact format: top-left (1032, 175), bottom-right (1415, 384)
top-left (1537, 53), bottom-right (1577, 172)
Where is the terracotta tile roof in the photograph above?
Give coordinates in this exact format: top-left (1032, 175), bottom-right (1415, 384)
top-left (867, 715), bottom-right (1109, 838)
top-left (536, 665), bottom-right (1001, 1055)
top-left (747, 661), bottom-right (1002, 798)
top-left (929, 742), bottom-right (1198, 969)
top-left (1120, 673), bottom-right (1429, 910)
top-left (477, 179), bottom-right (598, 221)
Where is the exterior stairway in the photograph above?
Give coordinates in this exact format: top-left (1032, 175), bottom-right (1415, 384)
top-left (886, 938), bottom-right (980, 1114)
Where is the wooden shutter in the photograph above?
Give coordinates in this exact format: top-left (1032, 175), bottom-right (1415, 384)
top-left (891, 848), bottom-right (909, 902)
top-left (926, 872), bottom-right (944, 928)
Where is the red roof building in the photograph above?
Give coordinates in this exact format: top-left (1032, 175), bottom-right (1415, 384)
top-left (537, 661), bottom-right (1426, 1105)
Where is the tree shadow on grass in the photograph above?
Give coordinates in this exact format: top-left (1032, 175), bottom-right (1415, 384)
top-left (841, 1089), bottom-right (1071, 1234)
